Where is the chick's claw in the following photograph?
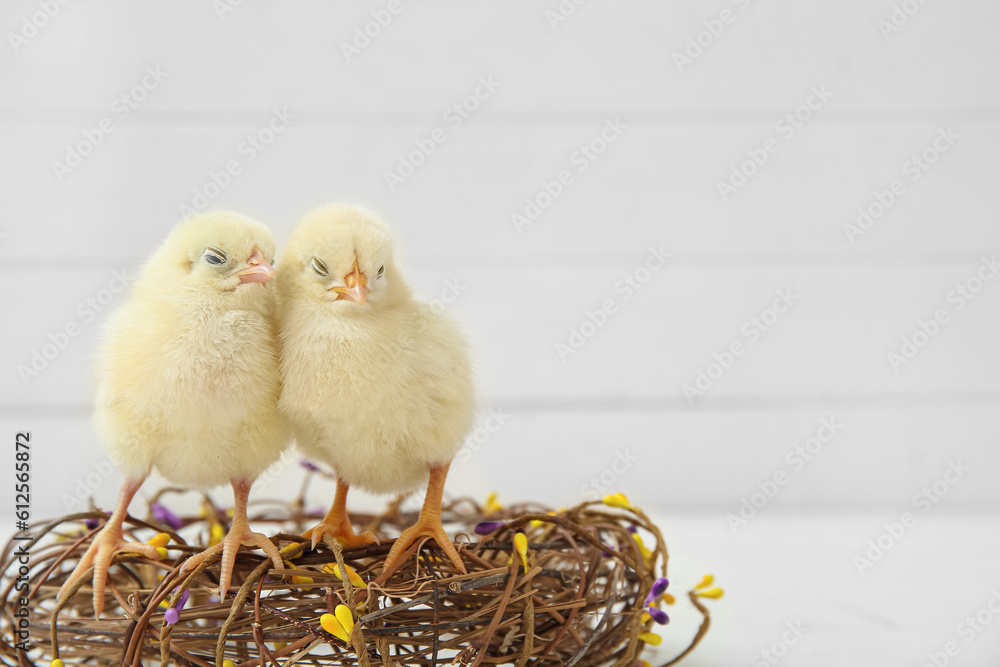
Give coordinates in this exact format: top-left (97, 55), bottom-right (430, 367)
top-left (181, 521), bottom-right (284, 600)
top-left (303, 518), bottom-right (379, 550)
top-left (58, 523), bottom-right (161, 619)
top-left (383, 515), bottom-right (466, 576)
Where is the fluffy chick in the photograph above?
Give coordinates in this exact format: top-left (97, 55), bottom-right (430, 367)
top-left (58, 212), bottom-right (287, 617)
top-left (276, 204), bottom-right (474, 573)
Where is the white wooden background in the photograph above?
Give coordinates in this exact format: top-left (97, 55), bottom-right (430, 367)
top-left (2, 1), bottom-right (999, 663)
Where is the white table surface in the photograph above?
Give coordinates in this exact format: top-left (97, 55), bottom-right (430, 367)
top-left (642, 510), bottom-right (1000, 667)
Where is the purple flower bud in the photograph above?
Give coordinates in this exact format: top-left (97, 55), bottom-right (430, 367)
top-left (644, 577), bottom-right (669, 605)
top-left (299, 459), bottom-right (320, 472)
top-left (151, 503), bottom-right (183, 530)
top-left (84, 518), bottom-right (100, 530)
top-left (647, 606), bottom-right (669, 625)
top-left (164, 608), bottom-right (180, 626)
top-left (177, 588), bottom-right (190, 611)
top-left (627, 525), bottom-right (637, 535)
top-left (474, 520), bottom-right (506, 535)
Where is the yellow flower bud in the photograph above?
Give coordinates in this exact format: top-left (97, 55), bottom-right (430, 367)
top-left (155, 547), bottom-right (168, 560)
top-left (662, 592), bottom-right (675, 605)
top-left (696, 587), bottom-right (724, 599)
top-left (694, 574), bottom-right (714, 590)
top-left (514, 532), bottom-right (529, 571)
top-left (602, 493), bottom-right (634, 510)
top-left (50, 660), bottom-right (65, 667)
top-left (284, 559), bottom-right (313, 585)
top-left (209, 523), bottom-right (225, 546)
top-left (485, 492), bottom-right (502, 515)
top-left (335, 604), bottom-right (355, 635)
top-left (323, 562), bottom-right (366, 588)
top-left (280, 543), bottom-right (305, 559)
top-left (631, 533), bottom-right (653, 566)
top-left (146, 532), bottom-right (170, 548)
top-left (321, 612), bottom-right (350, 642)
top-left (638, 632), bottom-right (661, 646)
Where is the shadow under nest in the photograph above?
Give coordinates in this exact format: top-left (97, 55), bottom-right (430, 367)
top-left (0, 488), bottom-right (711, 667)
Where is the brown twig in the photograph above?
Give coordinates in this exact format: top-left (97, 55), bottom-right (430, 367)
top-left (1, 497), bottom-right (715, 667)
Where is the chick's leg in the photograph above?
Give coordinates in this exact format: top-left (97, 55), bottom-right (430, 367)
top-left (57, 477), bottom-right (160, 619)
top-left (383, 463), bottom-right (466, 575)
top-left (180, 479), bottom-right (283, 600)
top-left (303, 478), bottom-right (379, 549)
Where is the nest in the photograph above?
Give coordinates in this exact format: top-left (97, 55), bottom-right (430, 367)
top-left (0, 483), bottom-right (713, 667)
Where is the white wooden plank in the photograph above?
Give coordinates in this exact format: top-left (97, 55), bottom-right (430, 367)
top-left (4, 263), bottom-right (1000, 406)
top-left (2, 0), bottom-right (998, 113)
top-left (2, 406), bottom-right (996, 523)
top-left (0, 123), bottom-right (997, 262)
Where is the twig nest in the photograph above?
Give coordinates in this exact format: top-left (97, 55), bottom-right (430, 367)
top-left (1, 492), bottom-right (718, 666)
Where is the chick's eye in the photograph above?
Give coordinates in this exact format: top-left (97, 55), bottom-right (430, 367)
top-left (203, 247), bottom-right (227, 265)
top-left (311, 257), bottom-right (329, 276)
top-left (377, 265), bottom-right (385, 278)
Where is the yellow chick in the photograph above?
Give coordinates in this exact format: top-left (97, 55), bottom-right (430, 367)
top-left (276, 204), bottom-right (474, 574)
top-left (58, 212), bottom-right (287, 617)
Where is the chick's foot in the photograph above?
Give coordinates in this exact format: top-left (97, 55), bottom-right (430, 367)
top-left (305, 477), bottom-right (379, 549)
top-left (303, 513), bottom-right (379, 550)
top-left (181, 518), bottom-right (283, 600)
top-left (58, 521), bottom-right (160, 619)
top-left (383, 511), bottom-right (466, 575)
top-left (382, 463), bottom-right (466, 576)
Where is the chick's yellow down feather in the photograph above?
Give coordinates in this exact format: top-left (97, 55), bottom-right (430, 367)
top-left (97, 213), bottom-right (286, 486)
top-left (59, 212), bottom-right (288, 617)
top-left (276, 204), bottom-right (475, 571)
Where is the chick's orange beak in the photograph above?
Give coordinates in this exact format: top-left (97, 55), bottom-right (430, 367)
top-left (236, 248), bottom-right (277, 284)
top-left (333, 259), bottom-right (369, 304)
